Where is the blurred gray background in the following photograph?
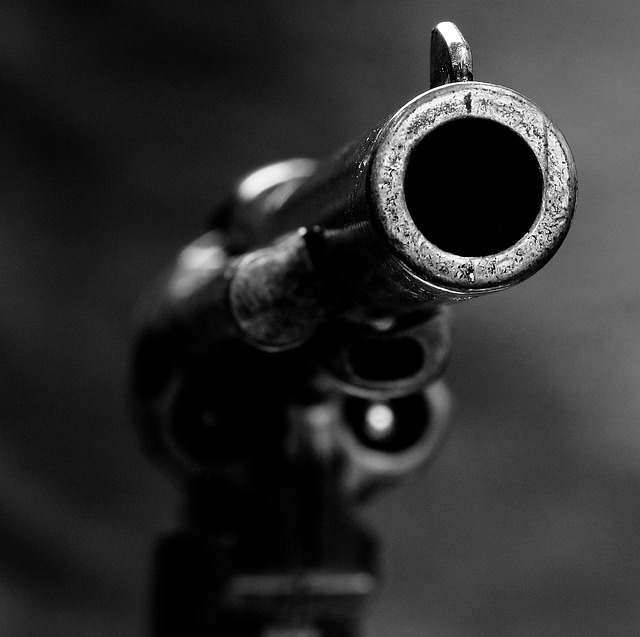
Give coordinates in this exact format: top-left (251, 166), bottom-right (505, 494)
top-left (1, 0), bottom-right (638, 635)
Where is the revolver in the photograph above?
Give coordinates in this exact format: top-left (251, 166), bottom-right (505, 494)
top-left (132, 22), bottom-right (576, 637)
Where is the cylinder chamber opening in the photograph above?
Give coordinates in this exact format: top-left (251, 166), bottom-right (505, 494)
top-left (403, 117), bottom-right (544, 257)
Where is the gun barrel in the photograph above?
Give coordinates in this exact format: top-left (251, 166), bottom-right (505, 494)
top-left (141, 81), bottom-right (576, 355)
top-left (240, 81), bottom-right (576, 321)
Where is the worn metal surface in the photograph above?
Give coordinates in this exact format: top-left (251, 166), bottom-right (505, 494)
top-left (430, 21), bottom-right (473, 88)
top-left (372, 81), bottom-right (577, 296)
top-left (229, 230), bottom-right (326, 351)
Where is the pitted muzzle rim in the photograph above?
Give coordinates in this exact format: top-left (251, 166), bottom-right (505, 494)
top-left (372, 81), bottom-right (577, 293)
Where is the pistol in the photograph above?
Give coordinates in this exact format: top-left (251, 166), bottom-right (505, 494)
top-left (132, 22), bottom-right (576, 637)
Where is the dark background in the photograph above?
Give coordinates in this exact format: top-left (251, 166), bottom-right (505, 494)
top-left (1, 1), bottom-right (639, 635)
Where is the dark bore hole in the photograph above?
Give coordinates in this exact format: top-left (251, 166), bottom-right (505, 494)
top-left (403, 118), bottom-right (543, 257)
top-left (348, 336), bottom-right (425, 381)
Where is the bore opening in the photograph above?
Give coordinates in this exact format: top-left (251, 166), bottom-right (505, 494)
top-left (403, 118), bottom-right (543, 257)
